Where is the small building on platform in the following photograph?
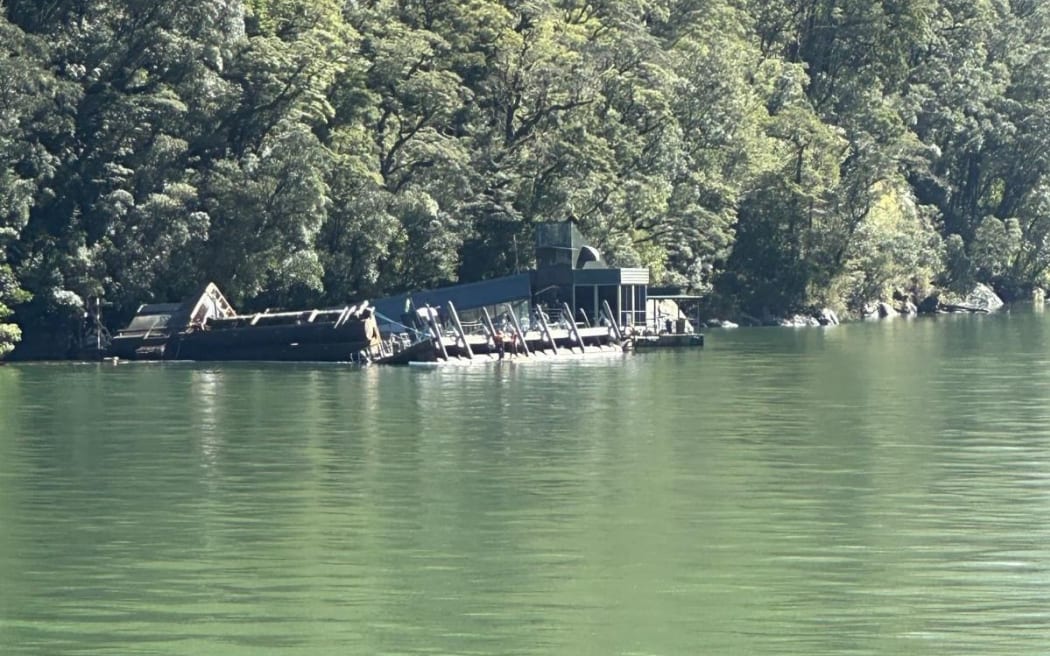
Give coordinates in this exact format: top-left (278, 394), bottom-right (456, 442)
top-left (372, 222), bottom-right (651, 333)
top-left (647, 286), bottom-right (705, 334)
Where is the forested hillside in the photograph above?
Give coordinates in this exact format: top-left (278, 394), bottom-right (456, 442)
top-left (1, 0), bottom-right (1048, 356)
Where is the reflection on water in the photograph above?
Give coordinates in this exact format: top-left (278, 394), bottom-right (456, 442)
top-left (4, 310), bottom-right (1050, 654)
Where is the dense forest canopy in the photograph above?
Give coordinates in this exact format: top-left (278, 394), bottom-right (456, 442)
top-left (1, 0), bottom-right (1048, 356)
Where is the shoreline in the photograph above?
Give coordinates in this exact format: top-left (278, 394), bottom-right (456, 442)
top-left (3, 305), bottom-right (1034, 365)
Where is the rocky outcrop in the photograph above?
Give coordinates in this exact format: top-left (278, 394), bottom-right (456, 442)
top-left (918, 294), bottom-right (940, 314)
top-left (917, 284), bottom-right (1005, 314)
top-left (705, 319), bottom-right (739, 329)
top-left (962, 283), bottom-right (1005, 312)
top-left (818, 308), bottom-right (839, 326)
top-left (724, 284), bottom-right (1007, 327)
top-left (734, 308), bottom-right (837, 327)
top-left (878, 302), bottom-right (898, 318)
top-left (779, 314), bottom-right (821, 327)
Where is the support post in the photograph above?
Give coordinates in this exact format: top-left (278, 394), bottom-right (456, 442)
top-left (593, 287), bottom-right (599, 328)
top-left (577, 307), bottom-right (591, 328)
top-left (446, 301), bottom-right (473, 360)
top-left (503, 304), bottom-right (531, 356)
top-left (563, 302), bottom-right (584, 352)
top-left (602, 299), bottom-right (623, 342)
top-left (480, 307), bottom-right (498, 347)
top-left (424, 305), bottom-right (449, 361)
top-left (536, 306), bottom-right (559, 356)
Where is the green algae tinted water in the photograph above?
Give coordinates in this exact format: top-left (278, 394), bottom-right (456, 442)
top-left (4, 308), bottom-right (1050, 655)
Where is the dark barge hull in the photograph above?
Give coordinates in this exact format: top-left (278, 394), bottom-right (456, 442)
top-left (113, 334), bottom-right (377, 363)
top-left (170, 323), bottom-right (376, 362)
top-left (109, 283), bottom-right (381, 363)
top-left (170, 338), bottom-right (375, 363)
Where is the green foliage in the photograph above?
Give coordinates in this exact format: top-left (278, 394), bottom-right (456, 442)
top-left (2, 0), bottom-right (1050, 354)
top-left (972, 216), bottom-right (1022, 281)
top-left (836, 184), bottom-right (944, 310)
top-left (0, 12), bottom-right (63, 356)
top-left (942, 233), bottom-right (975, 294)
top-left (199, 122), bottom-right (331, 304)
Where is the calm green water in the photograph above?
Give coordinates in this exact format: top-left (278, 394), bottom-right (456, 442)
top-left (4, 309), bottom-right (1050, 655)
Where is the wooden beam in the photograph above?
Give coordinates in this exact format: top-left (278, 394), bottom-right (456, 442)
top-left (332, 306), bottom-right (350, 329)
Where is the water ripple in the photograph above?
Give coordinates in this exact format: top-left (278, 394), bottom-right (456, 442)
top-left (3, 312), bottom-right (1050, 654)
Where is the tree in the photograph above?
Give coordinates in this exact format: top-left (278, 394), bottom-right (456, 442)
top-left (0, 13), bottom-right (74, 356)
top-left (906, 0), bottom-right (1050, 296)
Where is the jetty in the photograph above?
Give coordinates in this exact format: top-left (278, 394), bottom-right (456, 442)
top-left (633, 287), bottom-right (705, 350)
top-left (375, 299), bottom-right (628, 365)
top-left (107, 221), bottom-right (702, 365)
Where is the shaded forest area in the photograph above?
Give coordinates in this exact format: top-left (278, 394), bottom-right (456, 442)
top-left (1, 0), bottom-right (1049, 357)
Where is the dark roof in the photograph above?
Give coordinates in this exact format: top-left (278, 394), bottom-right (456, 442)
top-left (647, 286), bottom-right (703, 300)
top-left (648, 294), bottom-right (704, 300)
top-left (372, 273), bottom-right (533, 330)
top-left (571, 267), bottom-right (650, 285)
